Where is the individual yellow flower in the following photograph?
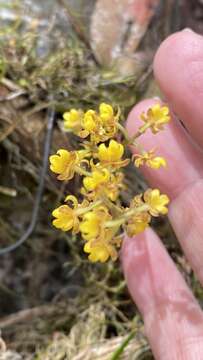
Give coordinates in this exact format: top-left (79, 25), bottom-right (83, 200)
top-left (82, 168), bottom-right (123, 201)
top-left (80, 211), bottom-right (101, 240)
top-left (52, 205), bottom-right (79, 232)
top-left (84, 241), bottom-right (110, 262)
top-left (144, 189), bottom-right (169, 216)
top-left (50, 149), bottom-right (79, 181)
top-left (80, 108), bottom-right (109, 143)
top-left (140, 104), bottom-right (170, 134)
top-left (84, 239), bottom-right (117, 263)
top-left (52, 195), bottom-right (80, 232)
top-left (52, 205), bottom-right (76, 232)
top-left (83, 229), bottom-right (118, 262)
top-left (99, 103), bottom-right (114, 123)
top-left (133, 150), bottom-right (167, 169)
top-left (83, 168), bottom-right (110, 192)
top-left (97, 139), bottom-right (129, 168)
top-left (98, 140), bottom-right (123, 162)
top-left (147, 157), bottom-right (166, 169)
top-left (126, 212), bottom-right (151, 237)
top-left (63, 109), bottom-right (84, 134)
top-left (82, 110), bottom-right (97, 132)
top-left (94, 103), bottom-right (120, 142)
top-left (79, 206), bottom-right (111, 241)
top-left (52, 196), bottom-right (90, 233)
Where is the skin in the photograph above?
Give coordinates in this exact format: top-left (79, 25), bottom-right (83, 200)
top-left (121, 29), bottom-right (203, 359)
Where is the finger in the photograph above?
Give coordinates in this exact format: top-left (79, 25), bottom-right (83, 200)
top-left (122, 229), bottom-right (203, 360)
top-left (126, 99), bottom-right (203, 285)
top-left (154, 29), bottom-right (203, 149)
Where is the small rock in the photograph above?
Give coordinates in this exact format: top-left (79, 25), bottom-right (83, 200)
top-left (91, 0), bottom-right (159, 75)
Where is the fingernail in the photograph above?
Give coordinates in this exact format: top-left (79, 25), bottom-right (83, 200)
top-left (182, 28), bottom-right (194, 33)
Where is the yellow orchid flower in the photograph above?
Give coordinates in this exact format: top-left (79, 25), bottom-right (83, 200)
top-left (83, 168), bottom-right (110, 192)
top-left (126, 212), bottom-right (151, 237)
top-left (82, 168), bottom-right (123, 201)
top-left (79, 206), bottom-right (111, 241)
top-left (82, 110), bottom-right (97, 132)
top-left (140, 104), bottom-right (170, 134)
top-left (52, 195), bottom-right (81, 233)
top-left (97, 139), bottom-right (129, 169)
top-left (98, 140), bottom-right (123, 162)
top-left (50, 149), bottom-right (78, 181)
top-left (84, 241), bottom-right (110, 262)
top-left (84, 237), bottom-right (117, 263)
top-left (52, 196), bottom-right (91, 233)
top-left (144, 189), bottom-right (169, 216)
top-left (52, 205), bottom-right (79, 232)
top-left (99, 103), bottom-right (114, 123)
top-left (79, 211), bottom-right (102, 241)
top-left (133, 150), bottom-right (167, 169)
top-left (83, 226), bottom-right (119, 263)
top-left (63, 109), bottom-right (84, 134)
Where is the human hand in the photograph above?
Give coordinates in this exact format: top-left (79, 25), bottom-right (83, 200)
top-left (122, 29), bottom-right (203, 360)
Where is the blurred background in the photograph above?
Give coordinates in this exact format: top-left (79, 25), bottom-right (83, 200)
top-left (0, 1), bottom-right (203, 359)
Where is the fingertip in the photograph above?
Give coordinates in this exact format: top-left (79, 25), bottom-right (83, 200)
top-left (153, 29), bottom-right (203, 148)
top-left (153, 29), bottom-right (203, 83)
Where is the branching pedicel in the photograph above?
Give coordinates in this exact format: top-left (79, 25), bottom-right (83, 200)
top-left (50, 103), bottom-right (170, 262)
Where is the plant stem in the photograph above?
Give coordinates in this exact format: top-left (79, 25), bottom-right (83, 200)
top-left (75, 165), bottom-right (92, 177)
top-left (77, 200), bottom-right (102, 215)
top-left (110, 331), bottom-right (135, 360)
top-left (105, 205), bottom-right (149, 228)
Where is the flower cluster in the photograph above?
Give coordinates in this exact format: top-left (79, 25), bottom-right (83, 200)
top-left (50, 103), bottom-right (170, 262)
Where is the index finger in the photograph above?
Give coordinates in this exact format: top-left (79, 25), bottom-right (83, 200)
top-left (154, 29), bottom-right (203, 149)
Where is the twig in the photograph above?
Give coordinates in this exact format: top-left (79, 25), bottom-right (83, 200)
top-left (0, 304), bottom-right (57, 329)
top-left (0, 105), bottom-right (55, 255)
top-left (0, 78), bottom-right (24, 92)
top-left (0, 90), bottom-right (27, 102)
top-left (0, 186), bottom-right (17, 197)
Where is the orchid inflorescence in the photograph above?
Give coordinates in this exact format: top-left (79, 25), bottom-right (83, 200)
top-left (50, 103), bottom-right (170, 262)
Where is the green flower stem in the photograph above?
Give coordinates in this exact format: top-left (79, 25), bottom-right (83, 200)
top-left (133, 122), bottom-right (151, 138)
top-left (105, 204), bottom-right (149, 228)
top-left (77, 200), bottom-right (102, 216)
top-left (102, 196), bottom-right (123, 215)
top-left (75, 165), bottom-right (92, 177)
top-left (117, 123), bottom-right (147, 155)
top-left (117, 123), bottom-right (130, 141)
top-left (123, 204), bottom-right (149, 219)
top-left (105, 218), bottom-right (126, 228)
